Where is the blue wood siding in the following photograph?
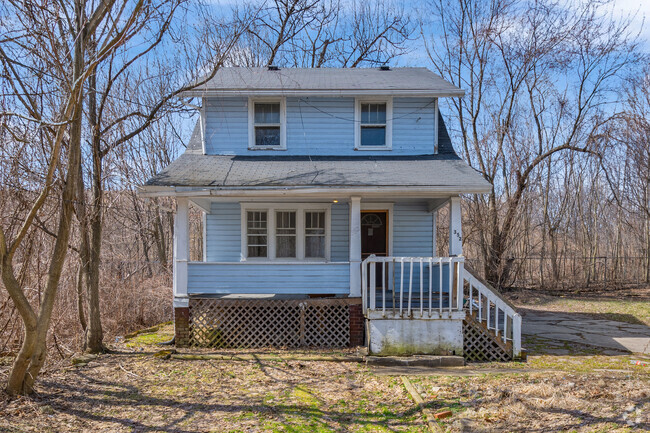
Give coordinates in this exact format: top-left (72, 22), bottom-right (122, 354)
top-left (389, 261), bottom-right (452, 296)
top-left (392, 201), bottom-right (434, 284)
top-left (331, 203), bottom-right (349, 261)
top-left (392, 98), bottom-right (436, 153)
top-left (204, 98), bottom-right (248, 154)
top-left (205, 202), bottom-right (241, 261)
top-left (203, 97), bottom-right (436, 155)
top-left (187, 263), bottom-right (350, 294)
top-left (393, 202), bottom-right (433, 256)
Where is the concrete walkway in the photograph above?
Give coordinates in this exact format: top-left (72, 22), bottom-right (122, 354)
top-left (522, 310), bottom-right (650, 354)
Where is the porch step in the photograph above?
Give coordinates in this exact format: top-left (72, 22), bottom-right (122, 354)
top-left (365, 355), bottom-right (465, 367)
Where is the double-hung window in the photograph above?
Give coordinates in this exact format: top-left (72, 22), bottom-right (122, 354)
top-left (242, 205), bottom-right (330, 260)
top-left (246, 211), bottom-right (268, 258)
top-left (355, 98), bottom-right (392, 150)
top-left (275, 211), bottom-right (297, 258)
top-left (305, 211), bottom-right (326, 258)
top-left (248, 98), bottom-right (286, 149)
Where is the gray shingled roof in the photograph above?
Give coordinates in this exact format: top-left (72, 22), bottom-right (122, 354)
top-left (143, 113), bottom-right (491, 193)
top-left (183, 67), bottom-right (464, 97)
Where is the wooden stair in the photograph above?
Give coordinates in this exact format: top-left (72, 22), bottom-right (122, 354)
top-left (461, 265), bottom-right (522, 362)
top-left (463, 312), bottom-right (512, 362)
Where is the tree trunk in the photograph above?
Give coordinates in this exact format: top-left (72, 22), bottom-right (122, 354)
top-left (83, 67), bottom-right (105, 354)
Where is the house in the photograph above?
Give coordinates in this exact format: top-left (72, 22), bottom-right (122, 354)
top-left (140, 67), bottom-right (522, 360)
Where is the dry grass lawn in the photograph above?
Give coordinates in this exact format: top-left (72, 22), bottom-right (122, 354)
top-left (0, 323), bottom-right (648, 433)
top-left (508, 286), bottom-right (650, 326)
top-left (4, 282), bottom-right (650, 433)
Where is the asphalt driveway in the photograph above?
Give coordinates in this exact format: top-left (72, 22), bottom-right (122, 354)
top-left (522, 309), bottom-right (650, 354)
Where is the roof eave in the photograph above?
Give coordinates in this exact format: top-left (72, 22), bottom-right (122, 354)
top-left (138, 184), bottom-right (491, 198)
top-left (181, 89), bottom-right (466, 98)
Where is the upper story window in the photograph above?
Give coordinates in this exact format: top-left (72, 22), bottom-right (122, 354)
top-left (355, 98), bottom-right (392, 150)
top-left (248, 98), bottom-right (286, 150)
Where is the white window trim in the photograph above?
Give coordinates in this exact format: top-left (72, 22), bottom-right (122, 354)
top-left (354, 97), bottom-right (393, 151)
top-left (248, 97), bottom-right (287, 150)
top-left (240, 203), bottom-right (331, 262)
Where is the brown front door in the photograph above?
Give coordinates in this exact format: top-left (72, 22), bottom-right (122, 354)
top-left (361, 211), bottom-right (388, 286)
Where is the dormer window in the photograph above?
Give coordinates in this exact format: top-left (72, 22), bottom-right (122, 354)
top-left (355, 98), bottom-right (392, 150)
top-left (248, 98), bottom-right (286, 150)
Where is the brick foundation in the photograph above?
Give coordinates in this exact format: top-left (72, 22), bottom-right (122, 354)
top-left (349, 303), bottom-right (364, 347)
top-left (174, 306), bottom-right (190, 347)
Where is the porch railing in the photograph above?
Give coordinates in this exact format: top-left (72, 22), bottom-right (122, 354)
top-left (361, 255), bottom-right (465, 316)
top-left (361, 255), bottom-right (522, 358)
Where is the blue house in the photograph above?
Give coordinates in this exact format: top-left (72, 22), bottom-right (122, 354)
top-left (141, 67), bottom-right (522, 360)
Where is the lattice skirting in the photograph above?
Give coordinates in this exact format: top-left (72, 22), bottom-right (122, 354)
top-left (187, 297), bottom-right (357, 348)
top-left (463, 315), bottom-right (512, 362)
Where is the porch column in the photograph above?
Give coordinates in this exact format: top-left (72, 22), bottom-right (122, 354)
top-left (173, 197), bottom-right (189, 307)
top-left (449, 196), bottom-right (463, 256)
top-left (349, 196), bottom-right (362, 297)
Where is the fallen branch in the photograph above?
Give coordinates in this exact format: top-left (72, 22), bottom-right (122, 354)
top-left (401, 376), bottom-right (444, 433)
top-left (119, 363), bottom-right (141, 379)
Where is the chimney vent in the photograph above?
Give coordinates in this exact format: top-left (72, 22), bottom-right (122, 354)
top-left (267, 65), bottom-right (280, 71)
top-left (379, 65), bottom-right (390, 71)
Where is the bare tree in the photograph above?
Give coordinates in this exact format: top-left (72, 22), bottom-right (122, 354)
top-left (74, 0), bottom-right (248, 354)
top-left (235, 0), bottom-right (412, 67)
top-left (424, 0), bottom-right (640, 287)
top-left (0, 0), bottom-right (149, 395)
top-left (620, 67), bottom-right (650, 282)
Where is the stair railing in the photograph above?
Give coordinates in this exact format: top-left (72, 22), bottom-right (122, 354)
top-left (463, 267), bottom-right (522, 358)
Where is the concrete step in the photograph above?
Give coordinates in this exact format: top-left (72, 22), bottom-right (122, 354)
top-left (365, 355), bottom-right (465, 367)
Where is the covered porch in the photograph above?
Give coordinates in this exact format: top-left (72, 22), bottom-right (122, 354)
top-left (171, 194), bottom-right (465, 304)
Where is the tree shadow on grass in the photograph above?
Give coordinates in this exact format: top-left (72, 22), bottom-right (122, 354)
top-left (35, 365), bottom-right (421, 433)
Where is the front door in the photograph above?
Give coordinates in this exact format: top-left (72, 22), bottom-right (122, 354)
top-left (361, 211), bottom-right (388, 287)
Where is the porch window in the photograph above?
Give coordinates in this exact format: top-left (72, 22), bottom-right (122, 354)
top-left (355, 98), bottom-right (392, 150)
top-left (249, 98), bottom-right (286, 150)
top-left (305, 211), bottom-right (326, 258)
top-left (276, 211), bottom-right (297, 258)
top-left (246, 211), bottom-right (268, 258)
top-left (242, 204), bottom-right (330, 261)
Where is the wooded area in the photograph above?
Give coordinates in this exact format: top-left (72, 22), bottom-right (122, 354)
top-left (0, 0), bottom-right (648, 395)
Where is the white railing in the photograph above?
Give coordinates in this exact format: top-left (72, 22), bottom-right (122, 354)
top-left (361, 255), bottom-right (522, 359)
top-left (463, 269), bottom-right (522, 358)
top-left (361, 255), bottom-right (465, 317)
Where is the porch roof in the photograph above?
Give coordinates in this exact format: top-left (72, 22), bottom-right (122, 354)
top-left (142, 153), bottom-right (490, 193)
top-left (141, 113), bottom-right (492, 195)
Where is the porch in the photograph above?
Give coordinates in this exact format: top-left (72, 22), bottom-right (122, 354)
top-left (172, 195), bottom-right (464, 302)
top-left (169, 193), bottom-right (521, 360)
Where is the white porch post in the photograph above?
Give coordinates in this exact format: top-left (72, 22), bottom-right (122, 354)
top-left (173, 197), bottom-right (189, 307)
top-left (349, 196), bottom-right (362, 297)
top-left (449, 196), bottom-right (463, 256)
